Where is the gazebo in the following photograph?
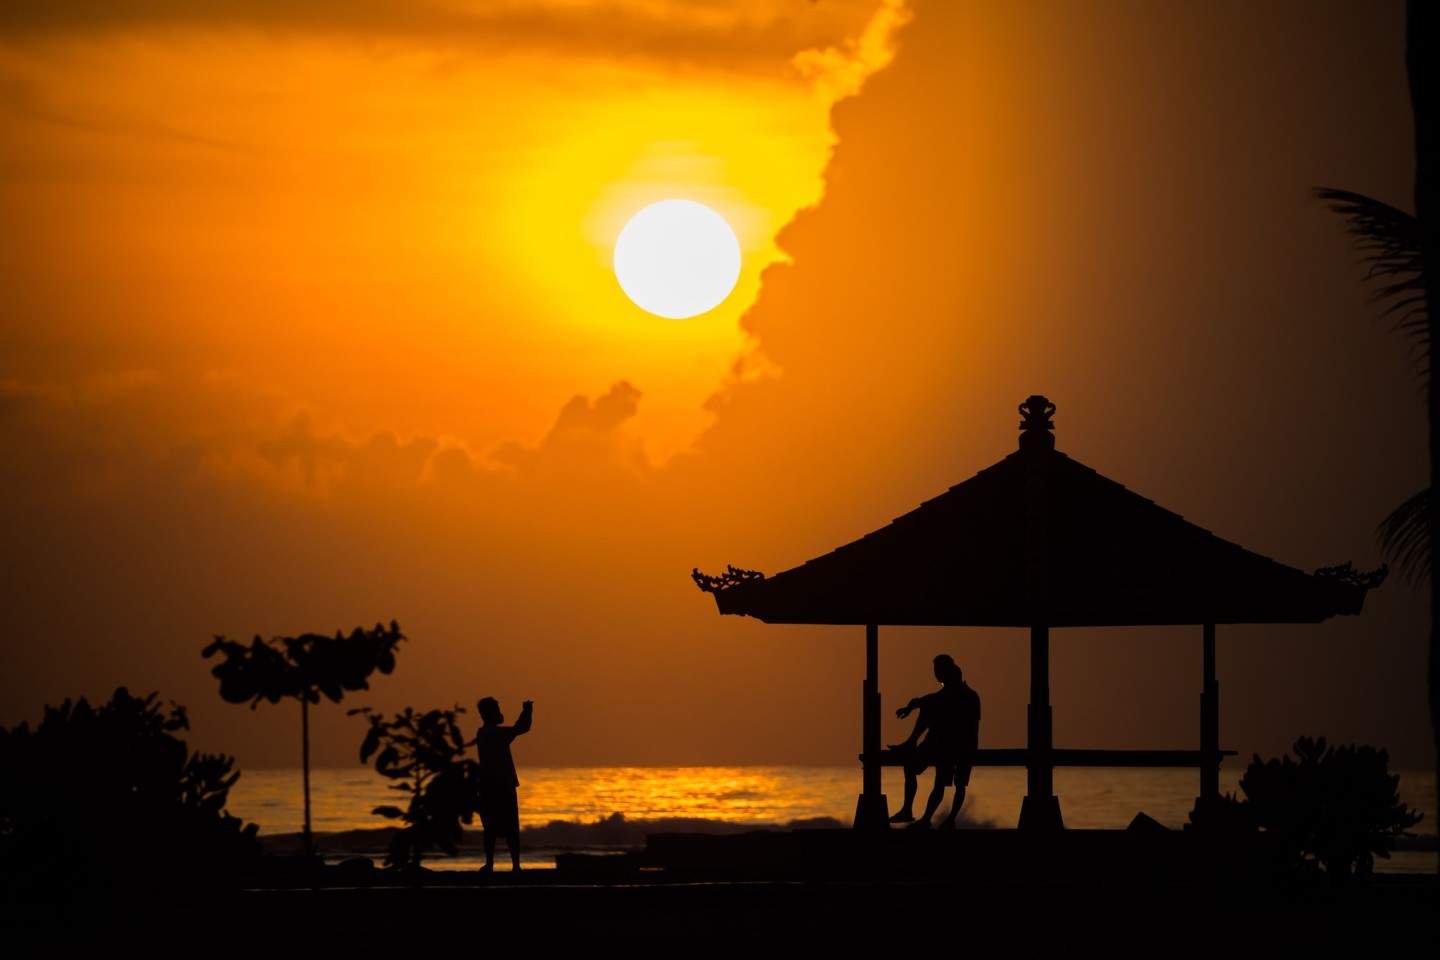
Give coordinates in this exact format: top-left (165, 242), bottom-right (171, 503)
top-left (694, 396), bottom-right (1385, 831)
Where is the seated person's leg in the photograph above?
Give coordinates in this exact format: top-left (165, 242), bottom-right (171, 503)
top-left (940, 761), bottom-right (972, 828)
top-left (891, 758), bottom-right (924, 821)
top-left (912, 762), bottom-right (952, 828)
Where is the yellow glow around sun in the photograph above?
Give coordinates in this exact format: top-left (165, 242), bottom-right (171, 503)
top-left (485, 84), bottom-right (829, 463)
top-left (613, 200), bottom-right (741, 319)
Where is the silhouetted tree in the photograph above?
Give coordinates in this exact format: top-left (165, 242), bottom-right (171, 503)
top-left (351, 705), bottom-right (478, 872)
top-left (1237, 736), bottom-right (1422, 884)
top-left (1316, 1), bottom-right (1437, 871)
top-left (202, 621), bottom-right (404, 860)
top-left (0, 687), bottom-right (259, 897)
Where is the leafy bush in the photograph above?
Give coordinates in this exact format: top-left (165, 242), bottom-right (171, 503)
top-left (0, 687), bottom-right (259, 896)
top-left (1238, 736), bottom-right (1423, 882)
top-left (352, 705), bottom-right (479, 871)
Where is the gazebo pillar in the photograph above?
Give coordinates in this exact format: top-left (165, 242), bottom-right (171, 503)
top-left (1017, 396), bottom-right (1062, 831)
top-left (1018, 624), bottom-right (1064, 831)
top-left (1197, 622), bottom-right (1221, 808)
top-left (854, 622), bottom-right (890, 829)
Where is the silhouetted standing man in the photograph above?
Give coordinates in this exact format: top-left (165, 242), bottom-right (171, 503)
top-left (887, 654), bottom-right (980, 829)
top-left (474, 696), bottom-right (532, 872)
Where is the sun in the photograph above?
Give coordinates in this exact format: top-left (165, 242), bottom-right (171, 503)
top-left (613, 200), bottom-right (741, 319)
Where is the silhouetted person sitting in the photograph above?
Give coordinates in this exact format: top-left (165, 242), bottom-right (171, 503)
top-left (887, 654), bottom-right (981, 829)
top-left (474, 696), bottom-right (532, 872)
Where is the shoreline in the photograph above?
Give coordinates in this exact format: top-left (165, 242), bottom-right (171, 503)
top-left (258, 818), bottom-right (1440, 860)
top-left (257, 813), bottom-right (850, 857)
top-left (250, 823), bottom-right (1440, 888)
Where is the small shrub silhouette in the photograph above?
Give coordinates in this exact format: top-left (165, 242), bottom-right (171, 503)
top-left (1185, 790), bottom-right (1255, 835)
top-left (0, 687), bottom-right (259, 896)
top-left (1238, 736), bottom-right (1422, 882)
top-left (352, 705), bottom-right (479, 871)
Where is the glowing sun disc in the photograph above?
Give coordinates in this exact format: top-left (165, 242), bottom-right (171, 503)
top-left (613, 199), bottom-right (741, 319)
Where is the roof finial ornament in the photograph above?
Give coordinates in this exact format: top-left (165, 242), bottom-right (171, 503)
top-left (1018, 395), bottom-right (1056, 451)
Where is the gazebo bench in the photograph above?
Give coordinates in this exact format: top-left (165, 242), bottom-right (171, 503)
top-left (866, 747), bottom-right (1238, 768)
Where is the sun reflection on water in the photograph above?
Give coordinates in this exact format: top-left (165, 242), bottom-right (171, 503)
top-left (227, 765), bottom-right (1436, 874)
top-left (522, 766), bottom-right (847, 827)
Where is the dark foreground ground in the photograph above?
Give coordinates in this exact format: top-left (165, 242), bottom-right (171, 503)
top-left (6, 829), bottom-right (1436, 956)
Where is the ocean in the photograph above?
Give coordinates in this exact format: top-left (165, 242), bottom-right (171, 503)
top-left (227, 764), bottom-right (1438, 874)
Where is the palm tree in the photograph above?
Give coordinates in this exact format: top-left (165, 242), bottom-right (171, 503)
top-left (1312, 189), bottom-right (1427, 579)
top-left (1316, 0), bottom-right (1435, 872)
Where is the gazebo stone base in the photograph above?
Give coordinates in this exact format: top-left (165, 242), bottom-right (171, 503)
top-left (853, 792), bottom-right (892, 831)
top-left (1018, 793), bottom-right (1065, 832)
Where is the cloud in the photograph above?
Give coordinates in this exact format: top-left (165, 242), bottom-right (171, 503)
top-left (0, 77), bottom-right (260, 153)
top-left (0, 371), bottom-right (654, 505)
top-left (703, 0), bottom-right (1420, 510)
top-left (252, 412), bottom-right (435, 490)
top-left (0, 370), bottom-right (168, 501)
top-left (691, 0), bottom-right (1427, 767)
top-left (792, 0), bottom-right (911, 103)
top-left (0, 0), bottom-right (882, 74)
top-left (492, 381), bottom-right (648, 478)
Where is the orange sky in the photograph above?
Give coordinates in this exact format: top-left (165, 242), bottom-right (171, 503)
top-left (2, 0), bottom-right (1432, 775)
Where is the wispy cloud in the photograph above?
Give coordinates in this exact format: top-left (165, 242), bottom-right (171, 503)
top-left (793, 0), bottom-right (911, 103)
top-left (0, 1), bottom-right (882, 74)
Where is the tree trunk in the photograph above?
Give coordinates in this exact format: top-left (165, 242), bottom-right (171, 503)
top-left (1405, 0), bottom-right (1439, 878)
top-left (301, 696), bottom-right (314, 863)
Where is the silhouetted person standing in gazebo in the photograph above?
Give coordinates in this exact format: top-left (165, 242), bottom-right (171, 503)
top-left (475, 696), bottom-right (532, 872)
top-left (887, 655), bottom-right (980, 829)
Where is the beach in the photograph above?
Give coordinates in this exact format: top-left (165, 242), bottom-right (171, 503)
top-left (9, 765), bottom-right (1436, 956)
top-left (12, 839), bottom-right (1435, 956)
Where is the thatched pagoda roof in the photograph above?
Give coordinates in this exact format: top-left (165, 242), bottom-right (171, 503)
top-left (695, 396), bottom-right (1384, 628)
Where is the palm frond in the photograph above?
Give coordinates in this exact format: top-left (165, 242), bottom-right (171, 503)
top-left (1314, 187), bottom-right (1429, 382)
top-left (1376, 487), bottom-right (1430, 586)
